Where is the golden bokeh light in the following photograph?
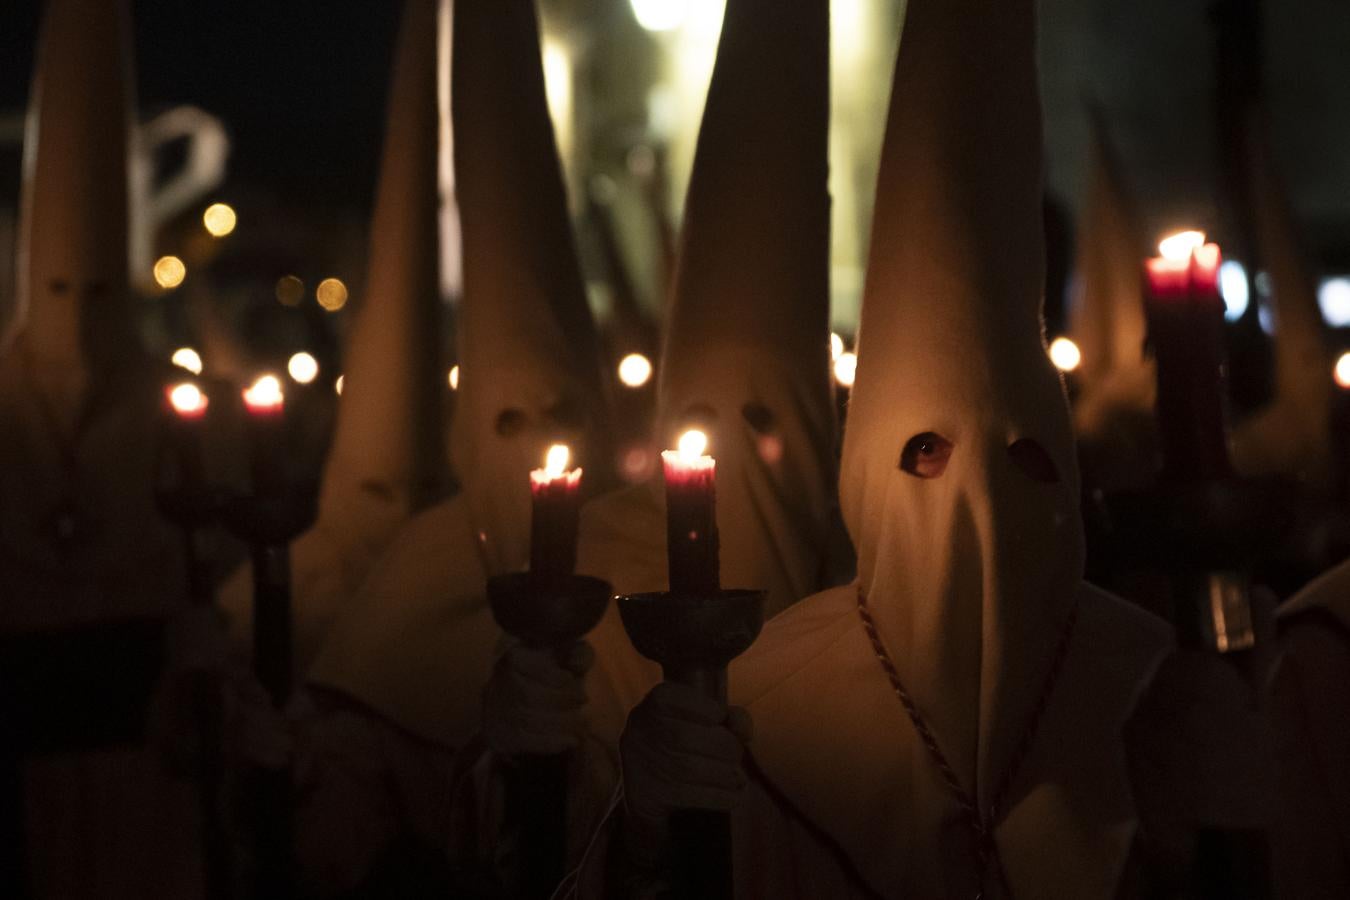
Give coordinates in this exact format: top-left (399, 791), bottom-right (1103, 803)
top-left (168, 382), bottom-right (208, 417)
top-left (153, 255), bottom-right (187, 289)
top-left (833, 351), bottom-right (857, 388)
top-left (287, 352), bottom-right (319, 385)
top-left (448, 365), bottom-right (460, 390)
top-left (202, 203), bottom-right (237, 238)
top-left (316, 277), bottom-right (349, 312)
top-left (830, 332), bottom-right (845, 362)
top-left (335, 375), bottom-right (345, 395)
top-left (276, 275), bottom-right (305, 307)
top-left (617, 352), bottom-right (654, 388)
top-left (1048, 337), bottom-right (1082, 373)
top-left (1335, 353), bottom-right (1350, 390)
top-left (243, 374), bottom-right (285, 411)
top-left (171, 347), bottom-right (203, 375)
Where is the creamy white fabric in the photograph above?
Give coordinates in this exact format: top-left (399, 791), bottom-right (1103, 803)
top-left (1230, 109), bottom-right (1333, 487)
top-left (219, 0), bottom-right (447, 668)
top-left (1068, 117), bottom-right (1159, 493)
top-left (679, 0), bottom-right (1172, 895)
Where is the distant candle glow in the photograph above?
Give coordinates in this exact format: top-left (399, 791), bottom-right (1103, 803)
top-left (1336, 353), bottom-right (1350, 390)
top-left (530, 442), bottom-right (583, 581)
top-left (618, 352), bottom-right (654, 388)
top-left (448, 365), bottom-right (460, 390)
top-left (172, 347), bottom-right (203, 375)
top-left (243, 374), bottom-right (285, 413)
top-left (316, 277), bottom-right (348, 311)
top-left (276, 275), bottom-right (305, 307)
top-left (1220, 260), bottom-right (1250, 321)
top-left (168, 382), bottom-right (208, 419)
top-left (154, 255), bottom-right (187, 289)
top-left (287, 352), bottom-right (319, 385)
top-left (830, 332), bottom-right (845, 362)
top-left (834, 351), bottom-right (858, 388)
top-left (335, 375), bottom-right (344, 395)
top-left (1318, 277), bottom-right (1350, 328)
top-left (1048, 337), bottom-right (1082, 372)
top-left (202, 203), bottom-right (237, 238)
top-left (1158, 230), bottom-right (1207, 263)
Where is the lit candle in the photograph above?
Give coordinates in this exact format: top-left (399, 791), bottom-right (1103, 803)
top-left (529, 443), bottom-right (583, 585)
top-left (165, 381), bottom-right (209, 492)
top-left (662, 429), bottom-right (719, 595)
top-left (1144, 236), bottom-right (1233, 482)
top-left (242, 374), bottom-right (287, 497)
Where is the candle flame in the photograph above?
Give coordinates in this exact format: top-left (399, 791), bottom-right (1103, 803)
top-left (834, 351), bottom-right (858, 388)
top-left (677, 429), bottom-right (709, 461)
top-left (544, 443), bottom-right (571, 477)
top-left (1048, 337), bottom-right (1082, 373)
top-left (1158, 230), bottom-right (1206, 263)
top-left (168, 382), bottom-right (208, 417)
top-left (171, 346), bottom-right (203, 375)
top-left (243, 374), bottom-right (285, 411)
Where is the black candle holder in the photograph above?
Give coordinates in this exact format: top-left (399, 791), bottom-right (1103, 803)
top-left (487, 572), bottom-right (611, 900)
top-left (617, 588), bottom-right (766, 900)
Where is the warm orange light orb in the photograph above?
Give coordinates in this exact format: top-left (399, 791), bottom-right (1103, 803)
top-left (448, 365), bottom-right (460, 390)
top-left (287, 352), bottom-right (319, 385)
top-left (335, 375), bottom-right (345, 395)
top-left (243, 374), bottom-right (285, 412)
top-left (1335, 353), bottom-right (1350, 390)
top-left (1158, 230), bottom-right (1206, 263)
top-left (154, 255), bottom-right (187, 289)
top-left (316, 277), bottom-right (348, 311)
top-left (171, 346), bottom-right (203, 375)
top-left (677, 428), bottom-right (709, 461)
top-left (834, 351), bottom-right (858, 388)
top-left (202, 203), bottom-right (237, 238)
top-left (830, 332), bottom-right (845, 362)
top-left (1048, 337), bottom-right (1082, 373)
top-left (617, 352), bottom-right (653, 388)
top-left (168, 382), bottom-right (208, 417)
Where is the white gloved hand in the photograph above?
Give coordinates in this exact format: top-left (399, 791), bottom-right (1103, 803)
top-left (619, 682), bottom-right (752, 862)
top-left (481, 641), bottom-right (594, 757)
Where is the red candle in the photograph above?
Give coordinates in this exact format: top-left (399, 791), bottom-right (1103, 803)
top-left (242, 374), bottom-right (287, 497)
top-left (165, 381), bottom-right (209, 491)
top-left (663, 429), bottom-right (719, 595)
top-left (529, 444), bottom-right (583, 585)
top-left (1144, 237), bottom-right (1233, 482)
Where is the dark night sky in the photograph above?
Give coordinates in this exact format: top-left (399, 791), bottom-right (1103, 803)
top-left (2, 0), bottom-right (1348, 256)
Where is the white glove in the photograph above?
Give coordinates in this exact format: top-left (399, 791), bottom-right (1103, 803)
top-left (618, 682), bottom-right (752, 862)
top-left (481, 641), bottom-right (594, 757)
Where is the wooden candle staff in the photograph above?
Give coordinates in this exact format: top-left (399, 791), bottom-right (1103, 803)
top-left (486, 444), bottom-right (611, 899)
top-left (618, 429), bottom-right (764, 900)
top-left (222, 374), bottom-right (317, 900)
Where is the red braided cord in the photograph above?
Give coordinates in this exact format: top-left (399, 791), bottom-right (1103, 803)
top-left (855, 587), bottom-right (1080, 900)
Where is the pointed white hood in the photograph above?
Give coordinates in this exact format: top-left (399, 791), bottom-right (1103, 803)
top-left (318, 0), bottom-right (447, 548)
top-left (12, 0), bottom-right (139, 412)
top-left (1230, 108), bottom-right (1332, 485)
top-left (450, 0), bottom-right (612, 576)
top-left (656, 0), bottom-right (836, 615)
top-left (839, 0), bottom-right (1083, 808)
top-left (1068, 114), bottom-right (1159, 490)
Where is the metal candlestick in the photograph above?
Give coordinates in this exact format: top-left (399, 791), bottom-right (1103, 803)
top-left (617, 588), bottom-right (765, 900)
top-left (487, 572), bottom-right (611, 899)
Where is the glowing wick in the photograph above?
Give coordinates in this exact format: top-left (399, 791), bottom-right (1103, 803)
top-left (243, 374), bottom-right (285, 413)
top-left (677, 428), bottom-right (709, 462)
top-left (1048, 337), bottom-right (1082, 373)
top-left (1158, 230), bottom-right (1207, 263)
top-left (168, 382), bottom-right (208, 418)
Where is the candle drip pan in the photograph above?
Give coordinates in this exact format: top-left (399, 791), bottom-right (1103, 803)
top-left (487, 573), bottom-right (612, 649)
top-left (618, 589), bottom-right (765, 692)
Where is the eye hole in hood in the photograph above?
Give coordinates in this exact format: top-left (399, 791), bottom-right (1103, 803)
top-left (899, 432), bottom-right (953, 479)
top-left (1007, 438), bottom-right (1060, 484)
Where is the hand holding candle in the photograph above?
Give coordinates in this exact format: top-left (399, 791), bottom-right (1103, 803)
top-left (1144, 233), bottom-right (1233, 482)
top-left (529, 443), bottom-right (583, 586)
top-left (663, 429), bottom-right (719, 595)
